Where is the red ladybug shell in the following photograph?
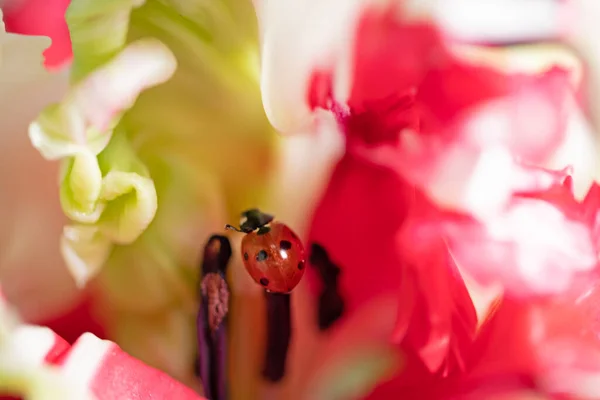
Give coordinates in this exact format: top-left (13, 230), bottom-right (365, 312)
top-left (241, 222), bottom-right (306, 293)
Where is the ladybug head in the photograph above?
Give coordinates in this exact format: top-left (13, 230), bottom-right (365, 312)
top-left (225, 208), bottom-right (274, 233)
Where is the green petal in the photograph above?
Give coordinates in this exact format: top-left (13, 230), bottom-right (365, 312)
top-left (58, 130), bottom-right (158, 286)
top-left (60, 152), bottom-right (103, 222)
top-left (96, 131), bottom-right (157, 244)
top-left (97, 171), bottom-right (157, 243)
top-left (28, 37), bottom-right (176, 285)
top-left (66, 0), bottom-right (146, 82)
top-left (61, 225), bottom-right (113, 288)
top-left (29, 102), bottom-right (109, 161)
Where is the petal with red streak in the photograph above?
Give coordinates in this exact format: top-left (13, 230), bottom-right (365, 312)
top-left (330, 7), bottom-right (573, 215)
top-left (57, 333), bottom-right (204, 400)
top-left (401, 172), bottom-right (600, 297)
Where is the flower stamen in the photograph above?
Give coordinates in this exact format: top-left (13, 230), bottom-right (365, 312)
top-left (197, 235), bottom-right (232, 400)
top-left (262, 292), bottom-right (291, 383)
top-left (309, 243), bottom-right (345, 331)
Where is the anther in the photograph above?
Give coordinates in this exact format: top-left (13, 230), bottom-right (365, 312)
top-left (309, 242), bottom-right (345, 331)
top-left (197, 235), bottom-right (232, 400)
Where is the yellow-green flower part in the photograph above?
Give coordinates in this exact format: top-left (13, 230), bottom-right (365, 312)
top-left (29, 0), bottom-right (279, 395)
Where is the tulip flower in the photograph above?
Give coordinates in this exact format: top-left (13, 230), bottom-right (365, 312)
top-left (4, 0), bottom-right (600, 400)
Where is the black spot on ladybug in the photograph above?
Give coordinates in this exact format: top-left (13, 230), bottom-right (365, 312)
top-left (280, 240), bottom-right (292, 250)
top-left (298, 261), bottom-right (305, 270)
top-left (257, 250), bottom-right (268, 262)
top-left (257, 226), bottom-right (271, 235)
top-left (260, 277), bottom-right (270, 286)
top-left (244, 252), bottom-right (249, 261)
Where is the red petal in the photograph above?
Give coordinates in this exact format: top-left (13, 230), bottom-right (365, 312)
top-left (582, 184), bottom-right (600, 248)
top-left (349, 9), bottom-right (441, 112)
top-left (58, 333), bottom-right (204, 400)
top-left (306, 154), bottom-right (412, 313)
top-left (467, 294), bottom-right (600, 398)
top-left (306, 155), bottom-right (477, 383)
top-left (465, 300), bottom-right (539, 379)
top-left (3, 0), bottom-right (73, 69)
top-left (340, 6), bottom-right (572, 215)
top-left (394, 193), bottom-right (477, 374)
top-left (39, 296), bottom-right (105, 344)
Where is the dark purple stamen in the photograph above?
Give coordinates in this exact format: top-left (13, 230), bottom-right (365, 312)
top-left (262, 292), bottom-right (292, 382)
top-left (309, 243), bottom-right (345, 331)
top-left (197, 235), bottom-right (232, 400)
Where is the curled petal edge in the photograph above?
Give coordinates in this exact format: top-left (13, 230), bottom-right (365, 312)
top-left (28, 38), bottom-right (175, 286)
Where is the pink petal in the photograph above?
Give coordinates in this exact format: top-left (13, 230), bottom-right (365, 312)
top-left (305, 154), bottom-right (478, 382)
top-left (324, 6), bottom-right (574, 216)
top-left (400, 172), bottom-right (600, 297)
top-left (393, 194), bottom-right (477, 374)
top-left (468, 296), bottom-right (600, 398)
top-left (57, 333), bottom-right (204, 400)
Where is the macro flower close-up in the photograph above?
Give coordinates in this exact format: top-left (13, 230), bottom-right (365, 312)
top-left (2, 0), bottom-right (600, 399)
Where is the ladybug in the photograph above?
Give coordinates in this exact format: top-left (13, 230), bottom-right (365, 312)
top-left (226, 208), bottom-right (306, 293)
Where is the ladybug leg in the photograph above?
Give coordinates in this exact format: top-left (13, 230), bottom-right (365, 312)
top-left (224, 224), bottom-right (244, 233)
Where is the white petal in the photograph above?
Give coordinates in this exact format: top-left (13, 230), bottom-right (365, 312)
top-left (545, 97), bottom-right (598, 200)
top-left (567, 0), bottom-right (600, 138)
top-left (257, 0), bottom-right (381, 134)
top-left (434, 0), bottom-right (563, 43)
